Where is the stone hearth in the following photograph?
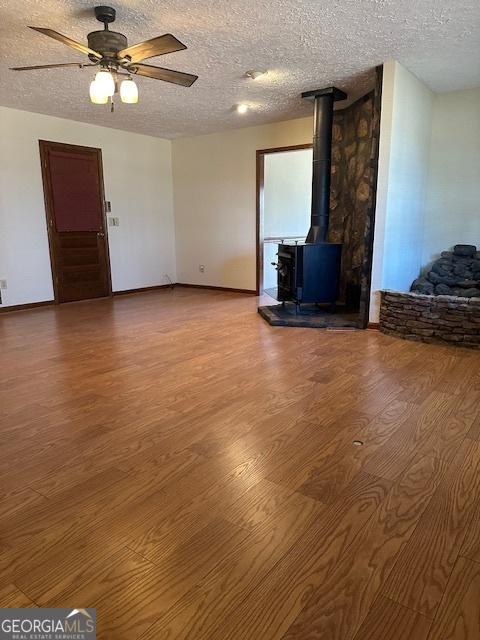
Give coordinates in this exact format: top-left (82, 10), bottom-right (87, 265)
top-left (411, 244), bottom-right (480, 297)
top-left (258, 302), bottom-right (359, 329)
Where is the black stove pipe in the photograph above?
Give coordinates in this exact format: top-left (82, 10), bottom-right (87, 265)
top-left (302, 87), bottom-right (347, 244)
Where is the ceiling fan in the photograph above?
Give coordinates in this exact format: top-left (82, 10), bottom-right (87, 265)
top-left (10, 5), bottom-right (198, 107)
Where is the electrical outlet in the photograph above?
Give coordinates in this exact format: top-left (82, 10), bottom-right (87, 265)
top-left (199, 264), bottom-right (205, 273)
top-left (108, 217), bottom-right (120, 226)
top-left (0, 279), bottom-right (7, 290)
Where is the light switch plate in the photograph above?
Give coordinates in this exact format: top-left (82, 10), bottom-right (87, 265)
top-left (0, 279), bottom-right (7, 289)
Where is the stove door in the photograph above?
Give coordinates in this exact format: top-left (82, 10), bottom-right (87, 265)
top-left (276, 245), bottom-right (298, 301)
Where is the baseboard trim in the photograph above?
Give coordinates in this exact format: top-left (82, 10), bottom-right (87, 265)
top-left (0, 283), bottom-right (256, 314)
top-left (367, 322), bottom-right (380, 330)
top-left (0, 300), bottom-right (54, 314)
top-left (176, 283), bottom-right (257, 295)
top-left (113, 284), bottom-right (174, 296)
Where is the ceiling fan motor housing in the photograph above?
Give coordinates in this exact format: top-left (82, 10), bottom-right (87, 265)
top-left (94, 6), bottom-right (117, 25)
top-left (87, 30), bottom-right (128, 62)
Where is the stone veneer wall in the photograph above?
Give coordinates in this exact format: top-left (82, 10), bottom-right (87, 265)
top-left (380, 290), bottom-right (480, 348)
top-left (329, 89), bottom-right (377, 305)
top-left (359, 66), bottom-right (382, 328)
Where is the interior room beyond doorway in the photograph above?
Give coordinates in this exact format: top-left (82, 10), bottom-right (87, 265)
top-left (260, 146), bottom-right (312, 297)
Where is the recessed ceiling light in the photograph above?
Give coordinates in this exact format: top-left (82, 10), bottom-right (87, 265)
top-left (245, 69), bottom-right (268, 80)
top-left (236, 103), bottom-right (249, 114)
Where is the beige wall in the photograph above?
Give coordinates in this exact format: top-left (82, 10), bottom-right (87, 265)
top-left (422, 87), bottom-right (480, 266)
top-left (172, 117), bottom-right (312, 290)
top-left (0, 106), bottom-right (176, 308)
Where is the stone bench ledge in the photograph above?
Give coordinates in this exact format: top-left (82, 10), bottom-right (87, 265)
top-left (379, 290), bottom-right (480, 349)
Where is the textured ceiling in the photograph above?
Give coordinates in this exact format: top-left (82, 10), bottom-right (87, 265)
top-left (0, 0), bottom-right (479, 139)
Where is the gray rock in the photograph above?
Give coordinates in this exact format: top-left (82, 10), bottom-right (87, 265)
top-left (452, 256), bottom-right (473, 267)
top-left (428, 271), bottom-right (460, 287)
top-left (436, 258), bottom-right (454, 269)
top-left (427, 271), bottom-right (442, 284)
top-left (431, 263), bottom-right (451, 277)
top-left (454, 244), bottom-right (477, 257)
top-left (462, 288), bottom-right (480, 298)
top-left (453, 263), bottom-right (473, 277)
top-left (411, 277), bottom-right (434, 295)
top-left (435, 284), bottom-right (454, 295)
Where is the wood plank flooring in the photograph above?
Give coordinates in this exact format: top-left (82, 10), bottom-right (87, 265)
top-left (1, 287), bottom-right (480, 639)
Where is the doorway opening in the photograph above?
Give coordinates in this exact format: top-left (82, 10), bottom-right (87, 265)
top-left (256, 144), bottom-right (312, 297)
top-left (39, 140), bottom-right (112, 303)
top-left (257, 145), bottom-right (313, 297)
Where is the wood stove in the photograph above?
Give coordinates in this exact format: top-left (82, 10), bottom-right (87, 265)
top-left (276, 242), bottom-right (342, 304)
top-left (272, 86), bottom-right (347, 306)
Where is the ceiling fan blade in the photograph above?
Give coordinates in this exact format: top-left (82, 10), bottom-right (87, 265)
top-left (132, 63), bottom-right (198, 87)
top-left (118, 34), bottom-right (186, 63)
top-left (10, 62), bottom-right (94, 71)
top-left (28, 27), bottom-right (101, 59)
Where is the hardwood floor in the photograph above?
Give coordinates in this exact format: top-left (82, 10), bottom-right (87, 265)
top-left (1, 287), bottom-right (479, 639)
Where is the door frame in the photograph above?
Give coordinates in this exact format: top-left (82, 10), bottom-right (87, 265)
top-left (255, 144), bottom-right (312, 295)
top-left (39, 140), bottom-right (113, 303)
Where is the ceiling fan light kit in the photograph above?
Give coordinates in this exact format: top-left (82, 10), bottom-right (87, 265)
top-left (10, 5), bottom-right (198, 109)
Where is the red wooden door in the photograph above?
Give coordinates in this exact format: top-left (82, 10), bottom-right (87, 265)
top-left (40, 141), bottom-right (112, 303)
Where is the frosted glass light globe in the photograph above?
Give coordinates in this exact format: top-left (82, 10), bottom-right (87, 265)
top-left (95, 69), bottom-right (115, 97)
top-left (89, 80), bottom-right (108, 104)
top-left (120, 78), bottom-right (139, 104)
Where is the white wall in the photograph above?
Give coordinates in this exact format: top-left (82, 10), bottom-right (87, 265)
top-left (263, 149), bottom-right (312, 238)
top-left (422, 88), bottom-right (480, 266)
top-left (0, 106), bottom-right (176, 307)
top-left (172, 117), bottom-right (313, 291)
top-left (369, 61), bottom-right (434, 322)
top-left (263, 149), bottom-right (312, 289)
